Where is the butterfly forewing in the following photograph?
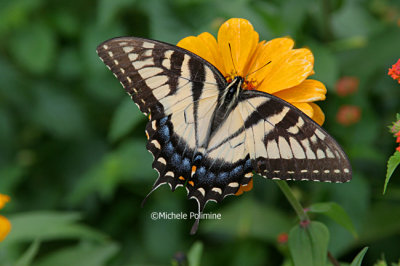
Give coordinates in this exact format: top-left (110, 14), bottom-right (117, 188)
top-left (96, 37), bottom-right (225, 119)
top-left (238, 90), bottom-right (351, 182)
top-left (97, 36), bottom-right (352, 234)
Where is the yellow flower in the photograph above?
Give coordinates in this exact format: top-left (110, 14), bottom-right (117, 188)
top-left (0, 194), bottom-right (11, 242)
top-left (177, 18), bottom-right (327, 195)
top-left (177, 18), bottom-right (326, 125)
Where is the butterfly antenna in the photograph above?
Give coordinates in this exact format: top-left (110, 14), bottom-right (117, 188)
top-left (228, 43), bottom-right (238, 76)
top-left (245, 60), bottom-right (272, 79)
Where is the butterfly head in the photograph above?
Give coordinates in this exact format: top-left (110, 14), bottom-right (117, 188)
top-left (225, 76), bottom-right (244, 100)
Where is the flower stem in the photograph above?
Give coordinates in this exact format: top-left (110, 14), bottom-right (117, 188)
top-left (275, 180), bottom-right (309, 222)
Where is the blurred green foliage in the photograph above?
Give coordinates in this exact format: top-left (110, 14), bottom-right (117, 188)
top-left (1, 0), bottom-right (400, 265)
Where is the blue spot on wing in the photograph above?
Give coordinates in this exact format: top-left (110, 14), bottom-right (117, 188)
top-left (218, 172), bottom-right (229, 181)
top-left (159, 125), bottom-right (170, 142)
top-left (245, 159), bottom-right (252, 170)
top-left (171, 153), bottom-right (182, 167)
top-left (182, 157), bottom-right (191, 172)
top-left (230, 165), bottom-right (243, 177)
top-left (164, 142), bottom-right (174, 156)
top-left (159, 117), bottom-right (168, 126)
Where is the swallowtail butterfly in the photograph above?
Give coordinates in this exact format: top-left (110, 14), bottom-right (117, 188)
top-left (97, 37), bottom-right (352, 234)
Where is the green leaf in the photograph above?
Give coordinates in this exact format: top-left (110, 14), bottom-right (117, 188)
top-left (349, 247), bottom-right (369, 266)
top-left (14, 239), bottom-right (41, 266)
top-left (288, 221), bottom-right (329, 266)
top-left (202, 197), bottom-right (292, 241)
top-left (187, 241), bottom-right (203, 266)
top-left (32, 84), bottom-right (89, 139)
top-left (332, 3), bottom-right (381, 39)
top-left (383, 152), bottom-right (400, 194)
top-left (309, 202), bottom-right (357, 237)
top-left (5, 212), bottom-right (107, 244)
top-left (109, 97), bottom-right (145, 142)
top-left (8, 21), bottom-right (56, 74)
top-left (67, 139), bottom-right (154, 205)
top-left (306, 41), bottom-right (339, 89)
top-left (0, 0), bottom-right (43, 36)
top-left (34, 242), bottom-right (119, 266)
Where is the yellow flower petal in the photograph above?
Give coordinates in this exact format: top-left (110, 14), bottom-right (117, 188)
top-left (177, 32), bottom-right (224, 73)
top-left (292, 102), bottom-right (314, 118)
top-left (247, 38), bottom-right (294, 83)
top-left (309, 103), bottom-right (325, 125)
top-left (177, 32), bottom-right (226, 75)
top-left (218, 18), bottom-right (259, 77)
top-left (0, 215), bottom-right (11, 242)
top-left (273, 79), bottom-right (326, 103)
top-left (0, 194), bottom-right (10, 210)
top-left (258, 48), bottom-right (314, 94)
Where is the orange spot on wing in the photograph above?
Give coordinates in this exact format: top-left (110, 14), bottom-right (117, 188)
top-left (179, 176), bottom-right (185, 181)
top-left (188, 181), bottom-right (194, 186)
top-left (235, 178), bottom-right (254, 196)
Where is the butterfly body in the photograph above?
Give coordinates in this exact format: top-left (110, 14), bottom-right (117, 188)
top-left (97, 37), bottom-right (352, 234)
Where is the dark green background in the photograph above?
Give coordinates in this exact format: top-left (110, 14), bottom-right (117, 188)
top-left (1, 0), bottom-right (400, 265)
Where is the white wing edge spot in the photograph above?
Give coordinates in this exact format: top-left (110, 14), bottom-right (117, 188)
top-left (228, 182), bottom-right (239, 188)
top-left (166, 171), bottom-right (174, 177)
top-left (212, 187), bottom-right (222, 194)
top-left (151, 140), bottom-right (161, 149)
top-left (157, 157), bottom-right (167, 165)
top-left (198, 188), bottom-right (206, 197)
top-left (244, 173), bottom-right (253, 178)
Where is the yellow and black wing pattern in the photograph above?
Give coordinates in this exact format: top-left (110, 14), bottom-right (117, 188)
top-left (97, 37), bottom-right (352, 234)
